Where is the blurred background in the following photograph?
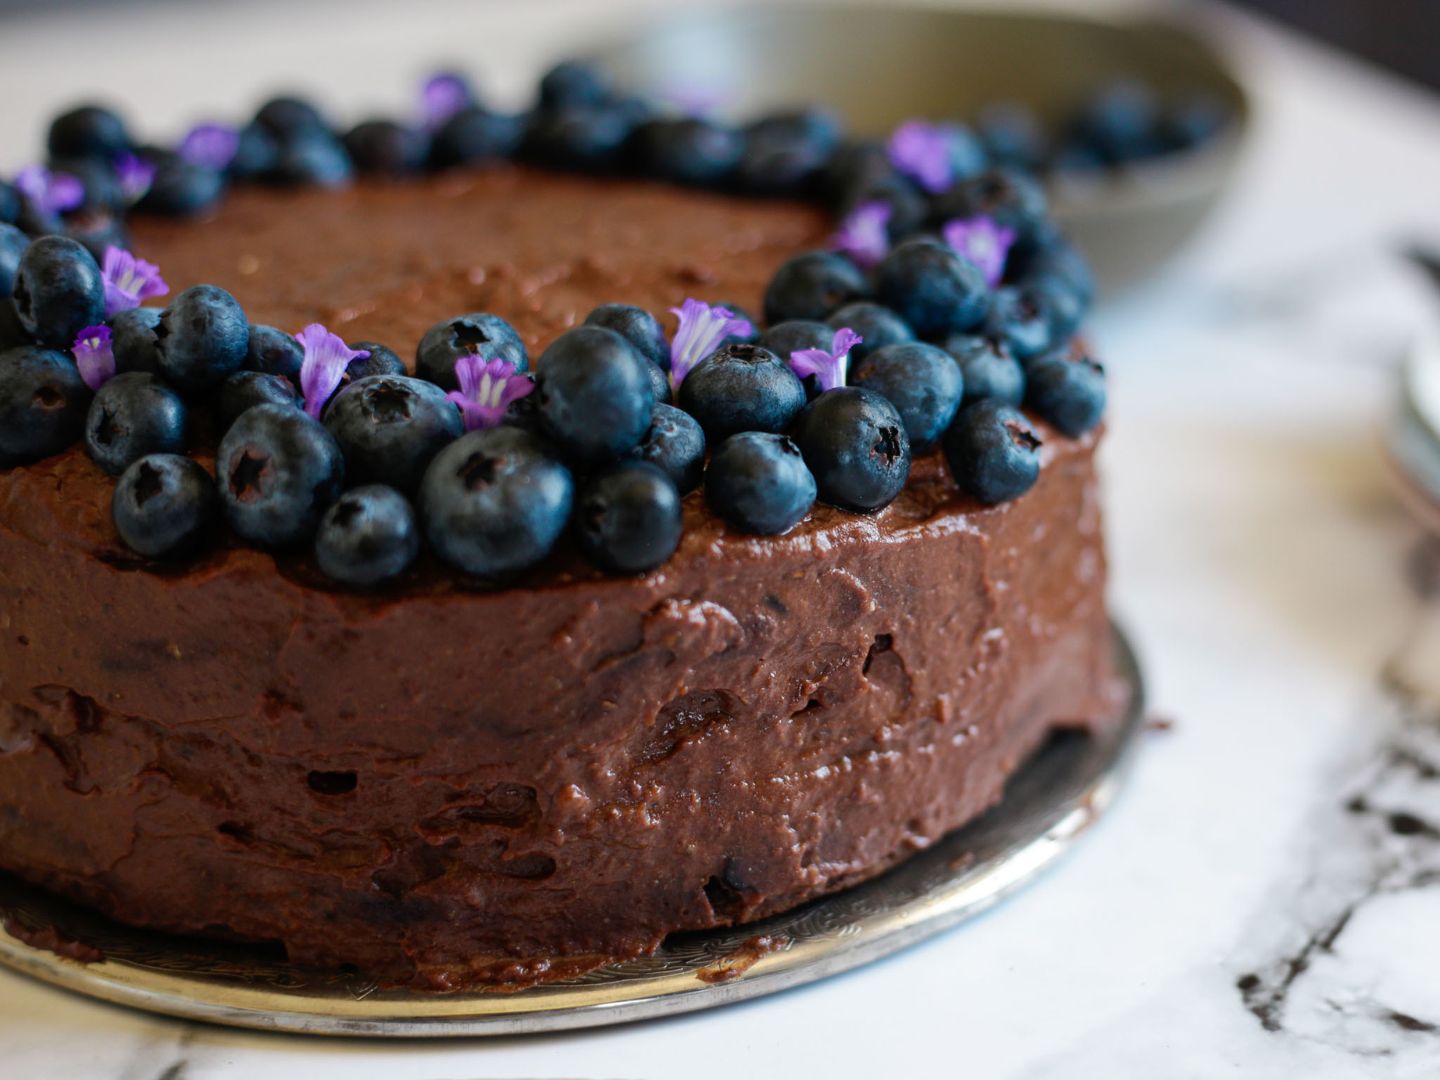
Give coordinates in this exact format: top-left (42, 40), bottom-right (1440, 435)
top-left (3, 1), bottom-right (1440, 1076)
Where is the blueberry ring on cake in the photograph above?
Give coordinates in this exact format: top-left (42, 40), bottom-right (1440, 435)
top-left (0, 63), bottom-right (1124, 988)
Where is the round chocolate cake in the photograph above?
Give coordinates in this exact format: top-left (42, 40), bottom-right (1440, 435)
top-left (0, 66), bottom-right (1121, 987)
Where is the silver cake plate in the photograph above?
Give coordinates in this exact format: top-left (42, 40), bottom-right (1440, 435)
top-left (0, 625), bottom-right (1144, 1038)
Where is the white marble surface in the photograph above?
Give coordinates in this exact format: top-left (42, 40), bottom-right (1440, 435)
top-left (2, 0), bottom-right (1440, 1076)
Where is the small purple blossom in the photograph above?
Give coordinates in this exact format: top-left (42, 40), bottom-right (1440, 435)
top-left (831, 200), bottom-right (892, 268)
top-left (113, 152), bottom-right (155, 205)
top-left (14, 164), bottom-right (84, 216)
top-left (941, 216), bottom-right (1017, 289)
top-left (421, 72), bottom-right (472, 130)
top-left (177, 123), bottom-right (240, 171)
top-left (788, 327), bottom-right (863, 393)
top-left (101, 246), bottom-right (168, 318)
top-left (297, 324), bottom-right (369, 419)
top-left (72, 325), bottom-right (115, 391)
top-left (669, 299), bottom-right (753, 389)
top-left (446, 355), bottom-right (534, 431)
top-left (887, 119), bottom-right (952, 194)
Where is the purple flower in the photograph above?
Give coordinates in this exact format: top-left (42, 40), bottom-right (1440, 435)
top-left (13, 165), bottom-right (84, 216)
top-left (297, 324), bottom-right (369, 419)
top-left (669, 299), bottom-right (752, 389)
top-left (941, 216), bottom-right (1017, 289)
top-left (178, 123), bottom-right (240, 171)
top-left (421, 72), bottom-right (472, 130)
top-left (113, 152), bottom-right (155, 205)
top-left (788, 327), bottom-right (863, 393)
top-left (831, 200), bottom-right (892, 268)
top-left (101, 246), bottom-right (169, 318)
top-left (72, 325), bottom-right (115, 391)
top-left (446, 355), bottom-right (534, 431)
top-left (887, 119), bottom-right (952, 194)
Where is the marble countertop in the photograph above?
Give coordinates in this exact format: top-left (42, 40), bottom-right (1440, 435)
top-left (3, 0), bottom-right (1440, 1076)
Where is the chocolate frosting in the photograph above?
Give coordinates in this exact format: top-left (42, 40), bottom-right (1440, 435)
top-left (0, 167), bottom-right (1120, 986)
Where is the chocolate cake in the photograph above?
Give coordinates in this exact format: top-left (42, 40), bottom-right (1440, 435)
top-left (0, 66), bottom-right (1122, 988)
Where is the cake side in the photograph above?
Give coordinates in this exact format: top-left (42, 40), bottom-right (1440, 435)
top-left (0, 431), bottom-right (1116, 987)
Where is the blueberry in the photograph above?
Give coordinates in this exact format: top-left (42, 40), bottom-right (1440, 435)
top-left (112, 454), bottom-right (218, 559)
top-left (976, 102), bottom-right (1046, 172)
top-left (583, 303), bottom-right (669, 369)
top-left (156, 284), bottom-right (249, 395)
top-left (1021, 242), bottom-right (1095, 307)
top-left (1073, 80), bottom-right (1162, 163)
top-left (415, 312), bottom-right (527, 391)
top-left (824, 146), bottom-right (931, 239)
top-left (65, 211), bottom-right (131, 263)
top-left (931, 168), bottom-right (1049, 248)
top-left (0, 223), bottom-right (29, 299)
top-left (758, 319), bottom-right (833, 360)
top-left (678, 343), bottom-right (805, 443)
top-left (253, 96), bottom-right (330, 141)
top-left (0, 302), bottom-right (29, 349)
top-left (791, 386), bottom-right (911, 512)
top-left (640, 355), bottom-right (671, 406)
top-left (267, 130), bottom-right (353, 188)
top-left (984, 286), bottom-right (1054, 361)
top-left (323, 374), bottom-right (462, 494)
top-left (534, 326), bottom-right (654, 464)
top-left (630, 118), bottom-right (744, 186)
top-left (216, 370), bottom-right (301, 431)
top-left (850, 342), bottom-right (963, 452)
top-left (343, 341), bottom-right (407, 384)
top-left (11, 236), bottom-right (105, 347)
top-left (0, 345), bottom-right (90, 465)
top-left (154, 161), bottom-right (234, 211)
top-left (49, 158), bottom-right (122, 214)
top-left (244, 324), bottom-right (304, 383)
top-left (0, 181), bottom-right (20, 225)
top-left (228, 123), bottom-right (281, 180)
top-left (576, 461), bottom-right (683, 574)
top-left (428, 106), bottom-right (524, 168)
top-left (314, 484), bottom-right (420, 587)
top-left (1024, 351), bottom-right (1106, 436)
top-left (818, 139), bottom-right (894, 205)
top-left (83, 372), bottom-right (187, 475)
top-left (420, 426), bottom-right (573, 576)
top-left (936, 122), bottom-right (990, 184)
top-left (216, 403), bottom-right (344, 548)
top-left (736, 109), bottom-right (841, 194)
top-left (522, 106), bottom-right (634, 172)
top-left (1048, 139), bottom-right (1109, 192)
top-left (630, 402), bottom-right (705, 493)
top-left (1161, 95), bottom-right (1230, 153)
top-left (47, 104), bottom-right (131, 161)
top-left (538, 60), bottom-right (612, 111)
top-left (943, 399), bottom-right (1042, 504)
top-left (763, 251), bottom-right (868, 325)
top-left (943, 334), bottom-right (1025, 406)
top-left (875, 238), bottom-right (988, 338)
top-left (1027, 277), bottom-right (1085, 344)
top-left (826, 301), bottom-right (914, 361)
top-left (109, 306), bottom-right (161, 375)
top-left (706, 432), bottom-right (815, 535)
top-left (343, 119), bottom-right (430, 175)
top-left (746, 108), bottom-right (842, 157)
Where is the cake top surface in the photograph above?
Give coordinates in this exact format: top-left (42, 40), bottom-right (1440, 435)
top-left (0, 63), bottom-right (1106, 590)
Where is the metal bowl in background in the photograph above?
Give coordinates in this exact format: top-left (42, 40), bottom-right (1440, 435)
top-left (588, 4), bottom-right (1250, 293)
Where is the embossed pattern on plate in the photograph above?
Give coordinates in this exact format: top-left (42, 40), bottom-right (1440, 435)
top-left (0, 625), bottom-right (1144, 1038)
